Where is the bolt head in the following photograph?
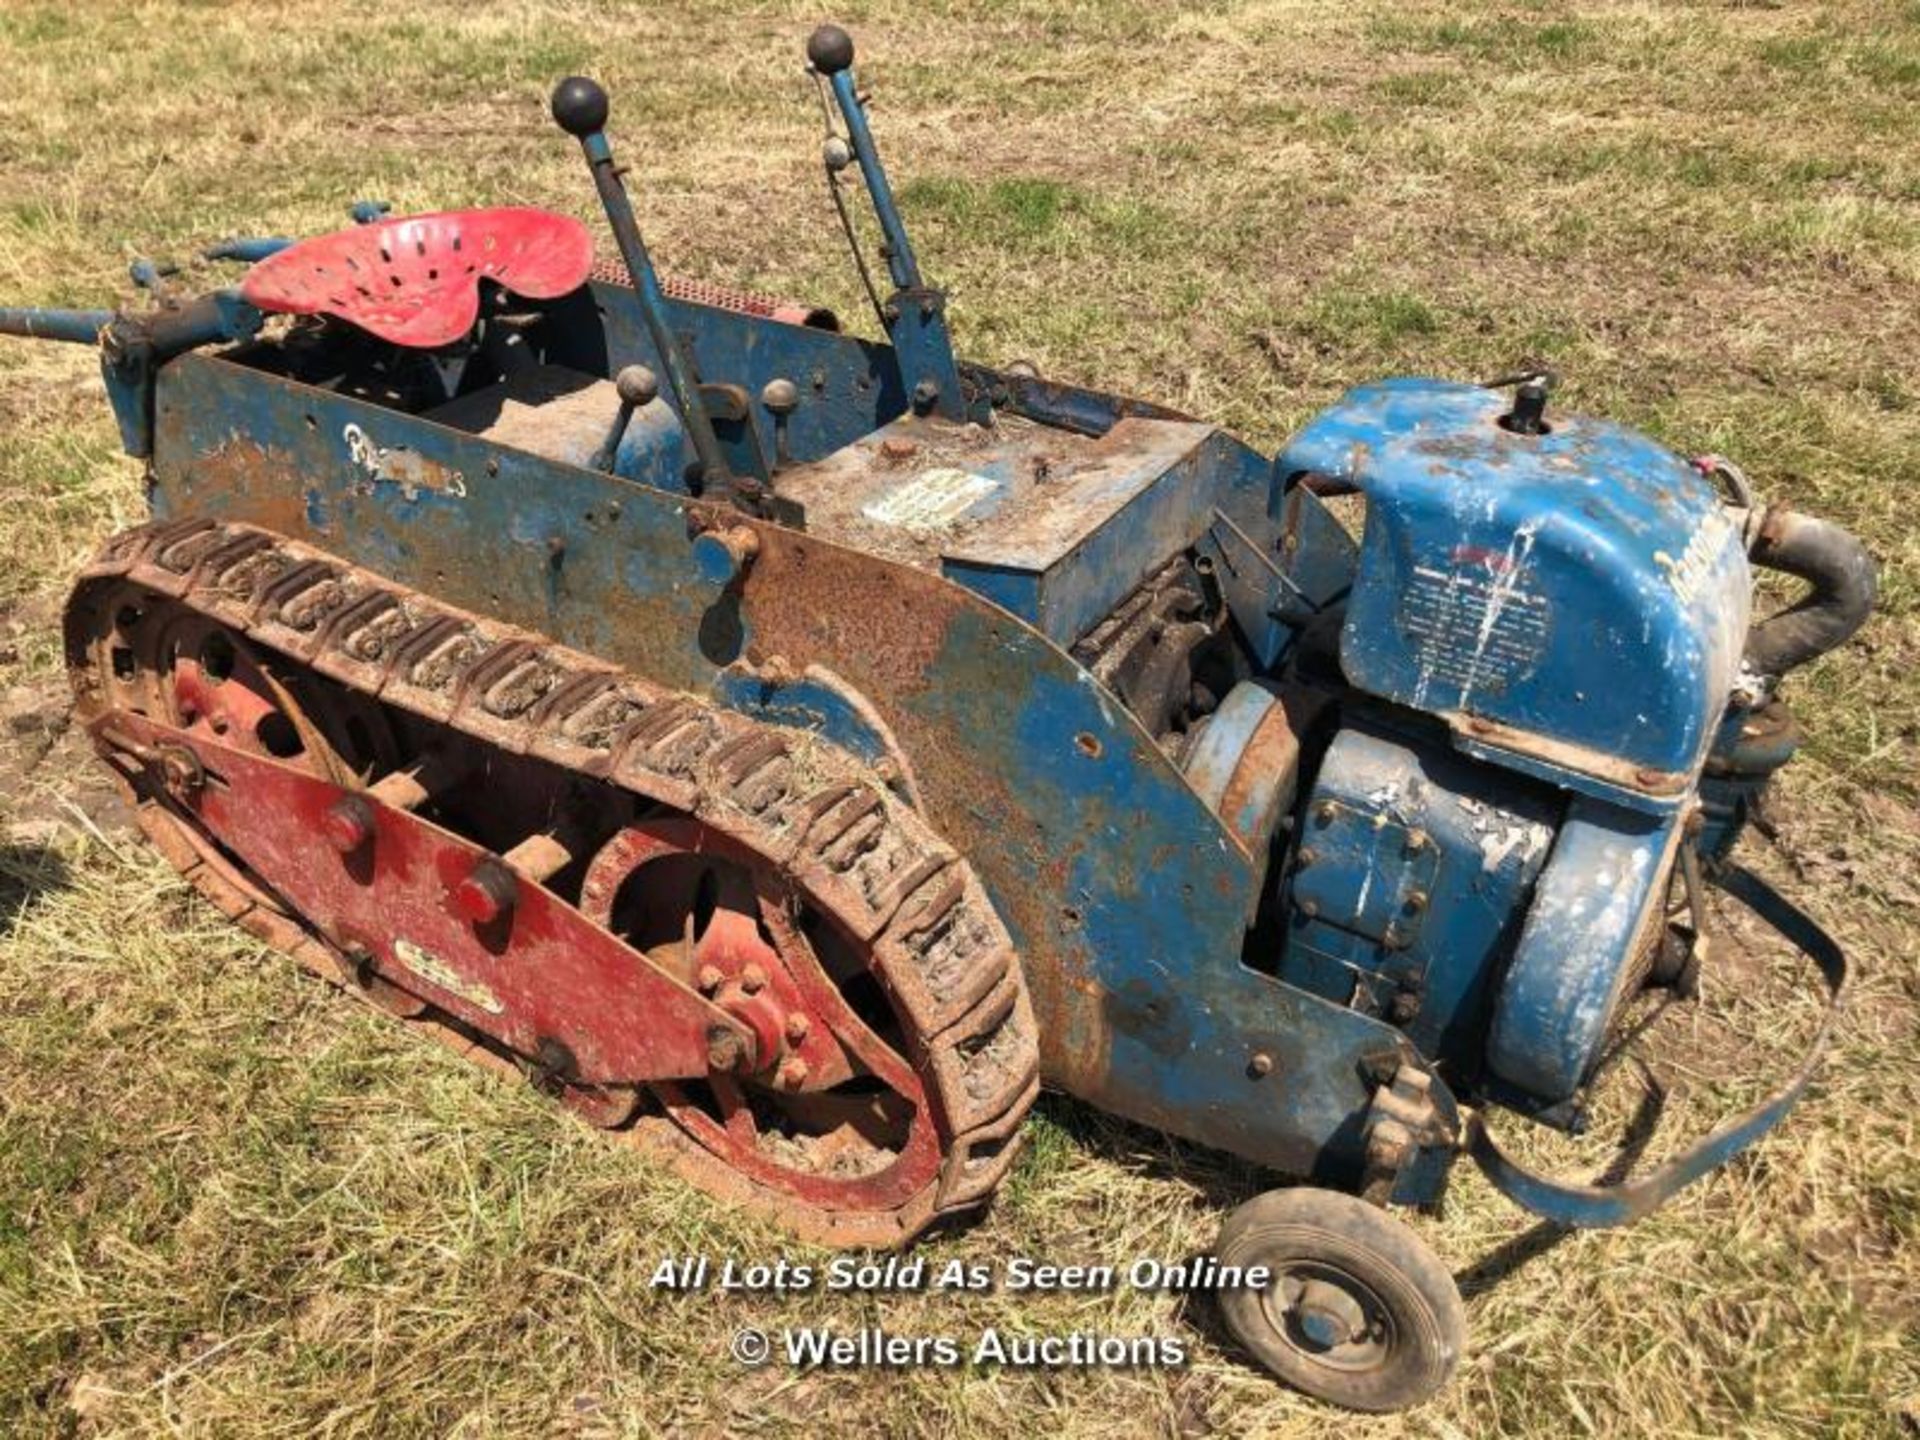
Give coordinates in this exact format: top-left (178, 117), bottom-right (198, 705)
top-left (777, 1056), bottom-right (810, 1089)
top-left (158, 745), bottom-right (203, 798)
top-left (784, 1012), bottom-right (811, 1044)
top-left (451, 859), bottom-right (517, 925)
top-left (1248, 1051), bottom-right (1274, 1079)
top-left (323, 796), bottom-right (373, 854)
top-left (706, 1025), bottom-right (745, 1073)
top-left (740, 963), bottom-right (767, 995)
top-left (696, 964), bottom-right (724, 994)
top-left (690, 526), bottom-right (759, 588)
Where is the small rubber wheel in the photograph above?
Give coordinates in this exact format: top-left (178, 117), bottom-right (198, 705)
top-left (1215, 1187), bottom-right (1466, 1412)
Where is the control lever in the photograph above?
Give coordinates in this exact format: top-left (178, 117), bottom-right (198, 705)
top-left (590, 364), bottom-right (659, 472)
top-left (806, 25), bottom-right (968, 422)
top-left (550, 77), bottom-right (739, 501)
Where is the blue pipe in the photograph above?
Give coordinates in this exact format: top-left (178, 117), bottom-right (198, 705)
top-left (205, 237), bottom-right (293, 263)
top-left (0, 307), bottom-right (113, 345)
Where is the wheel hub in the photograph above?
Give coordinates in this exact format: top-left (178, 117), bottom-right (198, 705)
top-left (578, 818), bottom-right (946, 1213)
top-left (1269, 1265), bottom-right (1392, 1371)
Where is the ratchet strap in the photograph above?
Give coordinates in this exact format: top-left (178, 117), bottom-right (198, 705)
top-left (1466, 863), bottom-right (1846, 1228)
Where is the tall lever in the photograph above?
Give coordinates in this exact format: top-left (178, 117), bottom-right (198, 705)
top-left (550, 77), bottom-right (735, 498)
top-left (807, 25), bottom-right (968, 422)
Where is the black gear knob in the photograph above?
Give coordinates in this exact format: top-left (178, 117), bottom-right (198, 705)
top-left (807, 24), bottom-right (855, 74)
top-left (551, 75), bottom-right (610, 136)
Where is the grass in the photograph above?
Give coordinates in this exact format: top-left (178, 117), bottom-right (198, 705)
top-left (1, 0), bottom-right (1917, 1434)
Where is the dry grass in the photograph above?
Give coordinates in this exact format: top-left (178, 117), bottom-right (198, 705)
top-left (1, 1), bottom-right (1917, 1435)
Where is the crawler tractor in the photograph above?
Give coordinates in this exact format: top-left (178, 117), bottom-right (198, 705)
top-left (2, 26), bottom-right (1870, 1410)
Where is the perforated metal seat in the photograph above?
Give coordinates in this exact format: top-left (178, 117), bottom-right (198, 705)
top-left (239, 208), bottom-right (593, 348)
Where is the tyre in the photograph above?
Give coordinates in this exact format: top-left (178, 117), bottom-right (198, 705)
top-left (1215, 1186), bottom-right (1466, 1411)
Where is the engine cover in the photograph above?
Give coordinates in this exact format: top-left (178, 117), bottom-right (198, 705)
top-left (1276, 379), bottom-right (1750, 794)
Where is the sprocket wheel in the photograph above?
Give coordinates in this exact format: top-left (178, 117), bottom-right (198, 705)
top-left (579, 818), bottom-right (952, 1230)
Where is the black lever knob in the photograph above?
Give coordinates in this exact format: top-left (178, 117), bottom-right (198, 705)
top-left (551, 75), bottom-right (610, 136)
top-left (807, 24), bottom-right (855, 74)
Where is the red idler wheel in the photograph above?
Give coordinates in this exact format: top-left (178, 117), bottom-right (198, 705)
top-left (82, 583), bottom-right (422, 1016)
top-left (577, 818), bottom-right (948, 1220)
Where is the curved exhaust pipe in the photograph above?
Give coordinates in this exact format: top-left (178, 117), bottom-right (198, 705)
top-left (1739, 506), bottom-right (1877, 677)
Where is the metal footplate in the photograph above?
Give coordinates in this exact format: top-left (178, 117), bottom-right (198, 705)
top-left (66, 515), bottom-right (1042, 1247)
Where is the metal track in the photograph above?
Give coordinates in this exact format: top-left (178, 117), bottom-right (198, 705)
top-left (65, 516), bottom-right (1040, 1247)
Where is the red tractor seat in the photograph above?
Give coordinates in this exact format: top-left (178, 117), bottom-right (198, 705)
top-left (239, 208), bottom-right (594, 349)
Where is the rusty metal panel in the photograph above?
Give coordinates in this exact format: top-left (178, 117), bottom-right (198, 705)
top-left (149, 350), bottom-right (1437, 1193)
top-left (774, 409), bottom-right (1218, 644)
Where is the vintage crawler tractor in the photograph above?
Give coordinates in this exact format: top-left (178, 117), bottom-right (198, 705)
top-left (2, 25), bottom-right (1872, 1411)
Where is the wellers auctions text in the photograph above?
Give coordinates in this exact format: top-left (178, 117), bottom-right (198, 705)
top-left (650, 1254), bottom-right (1272, 1294)
top-left (784, 1326), bottom-right (1186, 1369)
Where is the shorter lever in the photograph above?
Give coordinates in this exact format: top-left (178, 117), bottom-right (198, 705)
top-left (590, 364), bottom-right (659, 472)
top-left (808, 24), bottom-right (967, 421)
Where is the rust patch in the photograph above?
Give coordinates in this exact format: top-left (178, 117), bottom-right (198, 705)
top-left (742, 529), bottom-right (966, 699)
top-left (189, 439), bottom-right (320, 538)
top-left (1448, 709), bottom-right (1687, 796)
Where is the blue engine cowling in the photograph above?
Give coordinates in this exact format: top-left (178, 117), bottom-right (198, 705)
top-left (1264, 379), bottom-right (1756, 1118)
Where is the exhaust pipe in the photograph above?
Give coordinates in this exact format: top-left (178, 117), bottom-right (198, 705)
top-left (1739, 506), bottom-right (1877, 677)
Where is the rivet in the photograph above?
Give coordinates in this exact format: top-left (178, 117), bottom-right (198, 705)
top-left (1247, 1052), bottom-right (1274, 1079)
top-left (740, 963), bottom-right (767, 995)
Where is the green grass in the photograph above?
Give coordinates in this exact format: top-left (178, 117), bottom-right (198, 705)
top-left (1, 1), bottom-right (1917, 1436)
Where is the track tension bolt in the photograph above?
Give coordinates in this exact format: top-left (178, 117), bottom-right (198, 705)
top-left (707, 1024), bottom-right (749, 1073)
top-left (451, 857), bottom-right (519, 925)
top-left (324, 795), bottom-right (374, 853)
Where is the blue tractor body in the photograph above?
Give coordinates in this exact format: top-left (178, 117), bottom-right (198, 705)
top-left (2, 24), bottom-right (1866, 1410)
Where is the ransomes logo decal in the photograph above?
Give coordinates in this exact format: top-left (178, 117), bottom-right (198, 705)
top-left (1655, 507), bottom-right (1736, 607)
top-left (391, 938), bottom-right (504, 1013)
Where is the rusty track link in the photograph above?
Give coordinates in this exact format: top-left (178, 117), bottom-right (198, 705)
top-left (65, 516), bottom-right (1040, 1247)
